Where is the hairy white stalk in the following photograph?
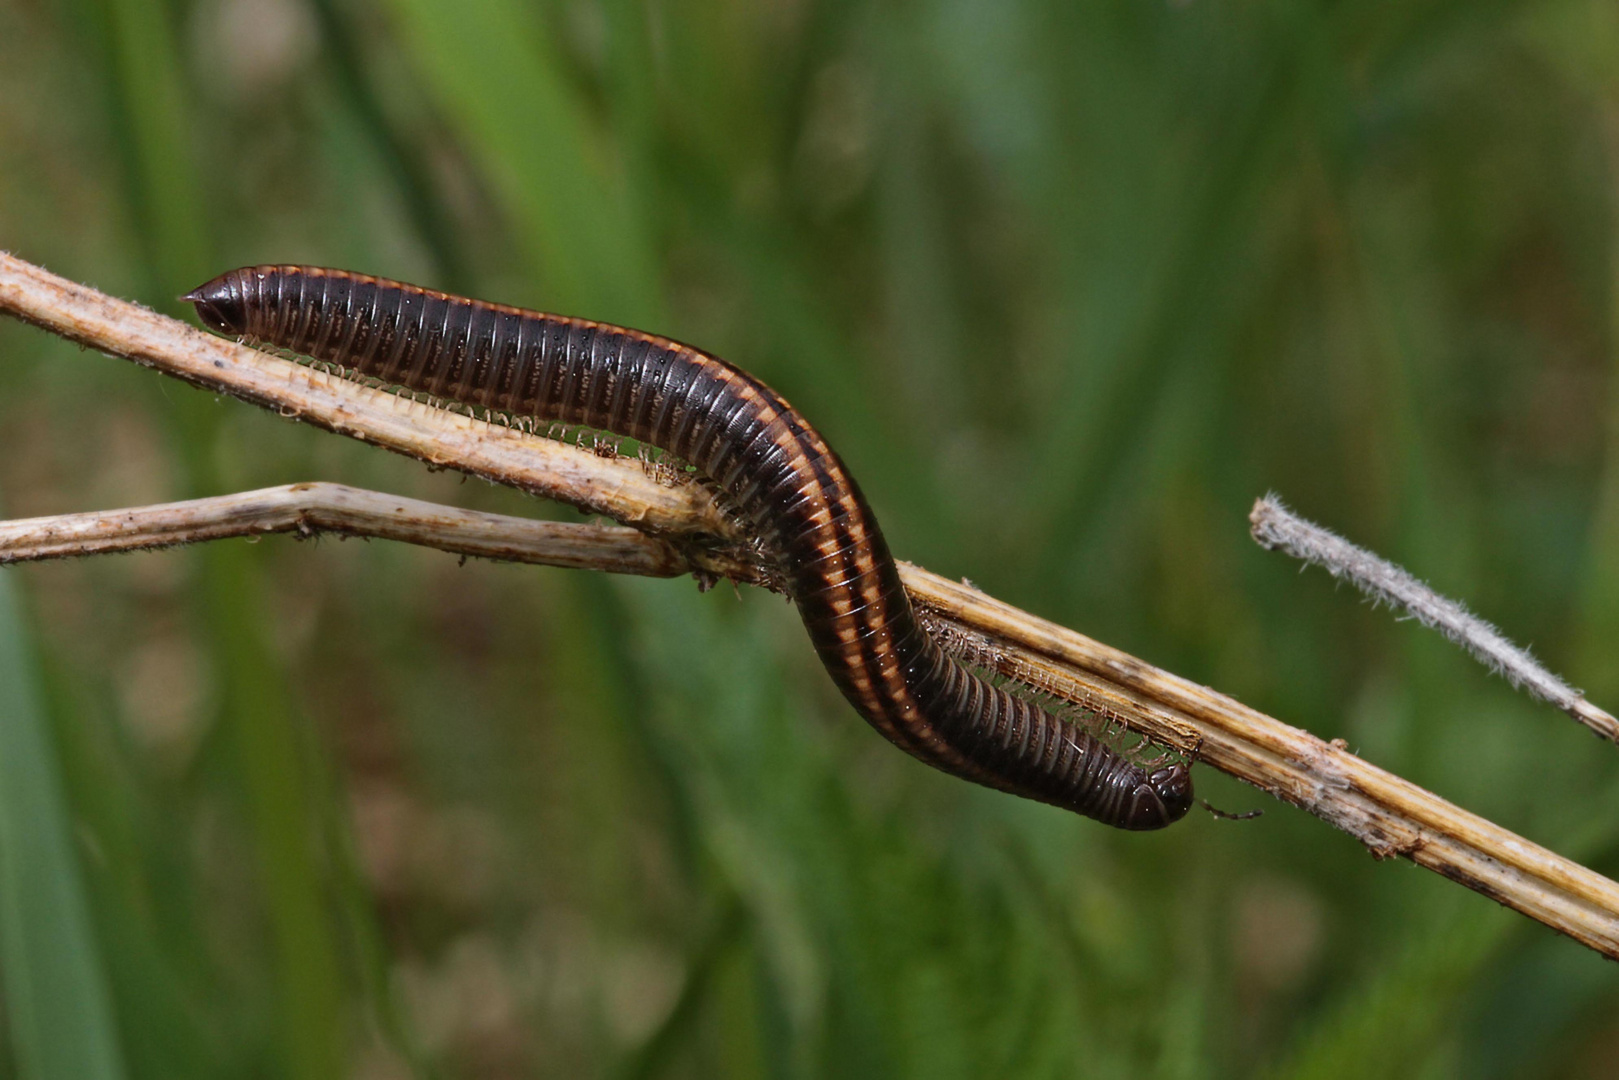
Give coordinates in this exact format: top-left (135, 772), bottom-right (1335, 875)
top-left (1251, 494), bottom-right (1617, 742)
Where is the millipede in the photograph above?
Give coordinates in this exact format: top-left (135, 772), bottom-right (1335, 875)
top-left (184, 266), bottom-right (1193, 830)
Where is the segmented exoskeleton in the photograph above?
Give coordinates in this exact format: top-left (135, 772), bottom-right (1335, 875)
top-left (186, 266), bottom-right (1193, 829)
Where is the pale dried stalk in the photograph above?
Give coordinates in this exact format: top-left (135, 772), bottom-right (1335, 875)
top-left (0, 253), bottom-right (735, 540)
top-left (0, 483), bottom-right (728, 579)
top-left (4, 251), bottom-right (1618, 959)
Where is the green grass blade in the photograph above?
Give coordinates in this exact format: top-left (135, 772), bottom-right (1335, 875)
top-left (87, 0), bottom-right (354, 1074)
top-left (93, 0), bottom-right (208, 297)
top-left (383, 0), bottom-right (659, 322)
top-left (0, 566), bottom-right (128, 1080)
top-left (307, 0), bottom-right (474, 293)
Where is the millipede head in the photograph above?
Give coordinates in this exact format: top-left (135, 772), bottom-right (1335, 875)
top-left (182, 271), bottom-right (249, 337)
top-left (1119, 762), bottom-right (1194, 831)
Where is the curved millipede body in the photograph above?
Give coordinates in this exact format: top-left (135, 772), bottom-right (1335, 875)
top-left (185, 266), bottom-right (1193, 829)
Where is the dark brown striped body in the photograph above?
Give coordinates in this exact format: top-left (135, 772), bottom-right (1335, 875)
top-left (185, 266), bottom-right (1192, 829)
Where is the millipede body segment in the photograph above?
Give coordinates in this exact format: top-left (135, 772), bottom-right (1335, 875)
top-left (185, 265), bottom-right (1193, 829)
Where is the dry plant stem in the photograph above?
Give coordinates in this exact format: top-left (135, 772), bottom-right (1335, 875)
top-left (1251, 494), bottom-right (1619, 743)
top-left (0, 483), bottom-right (765, 584)
top-left (0, 252), bottom-right (737, 541)
top-left (3, 254), bottom-right (1618, 959)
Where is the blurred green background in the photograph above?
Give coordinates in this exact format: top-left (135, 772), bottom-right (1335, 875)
top-left (1, 0), bottom-right (1617, 1076)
